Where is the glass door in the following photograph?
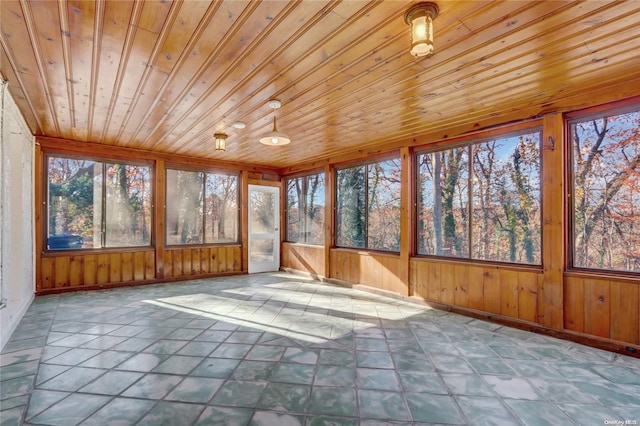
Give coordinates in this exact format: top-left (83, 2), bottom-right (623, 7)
top-left (248, 185), bottom-right (280, 273)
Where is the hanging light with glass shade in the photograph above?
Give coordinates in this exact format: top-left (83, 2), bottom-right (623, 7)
top-left (259, 99), bottom-right (291, 146)
top-left (214, 132), bottom-right (227, 151)
top-left (404, 2), bottom-right (439, 57)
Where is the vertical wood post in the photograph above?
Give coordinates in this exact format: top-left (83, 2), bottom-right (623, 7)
top-left (324, 164), bottom-right (334, 279)
top-left (241, 170), bottom-right (249, 273)
top-left (154, 159), bottom-right (165, 279)
top-left (400, 147), bottom-right (413, 296)
top-left (34, 144), bottom-right (43, 292)
top-left (541, 113), bottom-right (564, 329)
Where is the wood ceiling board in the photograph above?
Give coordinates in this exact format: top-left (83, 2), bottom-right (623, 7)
top-left (1, 0), bottom-right (640, 169)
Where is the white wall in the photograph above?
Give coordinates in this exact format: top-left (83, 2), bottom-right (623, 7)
top-left (0, 81), bottom-right (35, 350)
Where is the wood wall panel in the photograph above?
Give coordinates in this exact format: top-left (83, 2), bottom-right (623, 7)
top-left (564, 275), bottom-right (640, 345)
top-left (409, 259), bottom-right (543, 323)
top-left (38, 246), bottom-right (239, 293)
top-left (282, 243), bottom-right (326, 277)
top-left (39, 250), bottom-right (156, 293)
top-left (330, 250), bottom-right (405, 296)
top-left (163, 246), bottom-right (242, 280)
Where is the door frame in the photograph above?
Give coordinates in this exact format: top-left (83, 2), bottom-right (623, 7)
top-left (248, 184), bottom-right (280, 273)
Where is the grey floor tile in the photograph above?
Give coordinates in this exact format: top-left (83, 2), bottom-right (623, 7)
top-left (191, 357), bottom-right (240, 378)
top-left (441, 373), bottom-right (496, 397)
top-left (482, 375), bottom-right (542, 400)
top-left (233, 360), bottom-right (277, 381)
top-left (195, 405), bottom-right (254, 425)
top-left (405, 392), bottom-right (465, 424)
top-left (308, 387), bottom-right (357, 417)
top-left (78, 370), bottom-right (143, 395)
top-left (359, 390), bottom-right (411, 421)
top-left (27, 393), bottom-right (110, 426)
top-left (356, 368), bottom-right (401, 391)
top-left (24, 390), bottom-right (69, 420)
top-left (79, 397), bottom-right (155, 426)
top-left (251, 411), bottom-right (304, 426)
top-left (165, 377), bottom-right (224, 403)
top-left (456, 395), bottom-right (521, 426)
top-left (37, 367), bottom-right (105, 392)
top-left (398, 371), bottom-right (447, 394)
top-left (210, 380), bottom-right (267, 408)
top-left (136, 401), bottom-right (205, 426)
top-left (152, 354), bottom-right (203, 375)
top-left (505, 400), bottom-right (573, 426)
top-left (257, 382), bottom-right (310, 412)
top-left (121, 373), bottom-right (183, 399)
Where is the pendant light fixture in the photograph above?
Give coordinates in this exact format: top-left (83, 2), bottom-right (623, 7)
top-left (214, 132), bottom-right (228, 151)
top-left (404, 2), bottom-right (439, 57)
top-left (259, 99), bottom-right (291, 146)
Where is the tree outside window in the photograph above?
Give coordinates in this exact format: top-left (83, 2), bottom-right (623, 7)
top-left (336, 159), bottom-right (401, 251)
top-left (417, 131), bottom-right (541, 265)
top-left (571, 109), bottom-right (640, 273)
top-left (165, 169), bottom-right (238, 245)
top-left (286, 173), bottom-right (325, 245)
top-left (47, 156), bottom-right (151, 250)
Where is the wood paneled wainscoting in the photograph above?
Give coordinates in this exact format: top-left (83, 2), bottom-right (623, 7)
top-left (282, 243), bottom-right (325, 278)
top-left (39, 250), bottom-right (156, 292)
top-left (163, 246), bottom-right (242, 279)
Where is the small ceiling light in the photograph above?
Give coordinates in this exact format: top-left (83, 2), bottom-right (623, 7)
top-left (232, 121), bottom-right (246, 129)
top-left (404, 2), bottom-right (439, 57)
top-left (259, 99), bottom-right (291, 146)
top-left (214, 132), bottom-right (227, 152)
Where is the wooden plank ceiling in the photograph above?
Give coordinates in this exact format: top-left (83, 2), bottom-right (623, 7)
top-left (1, 1), bottom-right (640, 169)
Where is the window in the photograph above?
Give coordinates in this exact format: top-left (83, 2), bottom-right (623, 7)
top-left (336, 158), bottom-right (401, 251)
top-left (570, 108), bottom-right (640, 273)
top-left (286, 173), bottom-right (325, 244)
top-left (166, 169), bottom-right (239, 245)
top-left (47, 156), bottom-right (152, 250)
top-left (417, 131), bottom-right (541, 264)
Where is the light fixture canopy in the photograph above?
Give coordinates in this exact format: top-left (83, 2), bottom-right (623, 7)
top-left (404, 2), bottom-right (439, 57)
top-left (259, 99), bottom-right (291, 146)
top-left (214, 132), bottom-right (227, 151)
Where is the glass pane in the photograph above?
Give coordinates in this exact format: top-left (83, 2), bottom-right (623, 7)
top-left (367, 160), bottom-right (401, 251)
top-left (336, 166), bottom-right (366, 248)
top-left (47, 157), bottom-right (102, 250)
top-left (250, 191), bottom-right (275, 233)
top-left (305, 174), bottom-right (325, 245)
top-left (417, 148), bottom-right (469, 257)
top-left (250, 238), bottom-right (274, 262)
top-left (166, 169), bottom-right (204, 245)
top-left (572, 111), bottom-right (640, 272)
top-left (205, 173), bottom-right (239, 243)
top-left (105, 163), bottom-right (152, 247)
top-left (286, 174), bottom-right (325, 244)
top-left (286, 177), bottom-right (301, 242)
top-left (471, 134), bottom-right (541, 264)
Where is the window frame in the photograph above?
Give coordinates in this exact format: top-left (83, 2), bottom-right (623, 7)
top-left (334, 155), bottom-right (402, 253)
top-left (414, 127), bottom-right (543, 267)
top-left (566, 102), bottom-right (640, 277)
top-left (164, 165), bottom-right (241, 247)
top-left (43, 153), bottom-right (154, 252)
top-left (284, 170), bottom-right (326, 245)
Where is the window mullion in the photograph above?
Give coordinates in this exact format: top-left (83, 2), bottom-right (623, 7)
top-left (101, 163), bottom-right (107, 248)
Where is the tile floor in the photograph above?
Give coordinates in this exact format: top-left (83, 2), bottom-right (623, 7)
top-left (1, 272), bottom-right (640, 425)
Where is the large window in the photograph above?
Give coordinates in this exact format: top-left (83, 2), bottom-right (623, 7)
top-left (570, 108), bottom-right (640, 273)
top-left (417, 131), bottom-right (541, 264)
top-left (286, 173), bottom-right (325, 244)
top-left (336, 158), bottom-right (401, 251)
top-left (47, 156), bottom-right (152, 250)
top-left (166, 169), bottom-right (239, 245)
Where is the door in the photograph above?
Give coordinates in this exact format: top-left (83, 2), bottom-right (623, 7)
top-left (248, 185), bottom-right (280, 273)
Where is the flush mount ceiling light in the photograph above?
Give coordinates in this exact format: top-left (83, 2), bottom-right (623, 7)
top-left (214, 132), bottom-right (227, 151)
top-left (404, 2), bottom-right (439, 57)
top-left (259, 99), bottom-right (291, 146)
